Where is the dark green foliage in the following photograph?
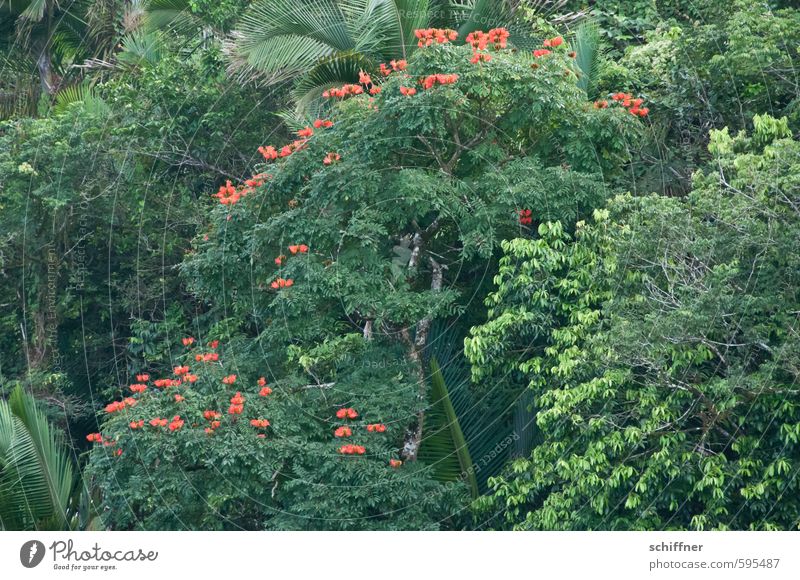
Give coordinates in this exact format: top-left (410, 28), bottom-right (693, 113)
top-left (86, 339), bottom-right (467, 530)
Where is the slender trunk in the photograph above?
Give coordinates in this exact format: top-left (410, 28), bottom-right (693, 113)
top-left (36, 2), bottom-right (57, 96)
top-left (402, 256), bottom-right (444, 461)
top-left (37, 50), bottom-right (55, 95)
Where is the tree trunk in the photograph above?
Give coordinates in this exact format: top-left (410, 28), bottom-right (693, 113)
top-left (402, 256), bottom-right (444, 461)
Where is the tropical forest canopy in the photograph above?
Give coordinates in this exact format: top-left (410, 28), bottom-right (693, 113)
top-left (0, 0), bottom-right (799, 531)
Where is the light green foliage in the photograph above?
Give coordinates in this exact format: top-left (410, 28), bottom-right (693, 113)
top-left (470, 117), bottom-right (800, 530)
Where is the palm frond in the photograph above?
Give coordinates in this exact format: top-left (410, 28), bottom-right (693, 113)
top-left (292, 50), bottom-right (377, 113)
top-left (371, 0), bottom-right (432, 60)
top-left (573, 19), bottom-right (604, 99)
top-left (455, 0), bottom-right (510, 38)
top-left (116, 29), bottom-right (165, 68)
top-left (418, 357), bottom-right (479, 498)
top-left (423, 319), bottom-right (518, 492)
top-left (143, 0), bottom-right (205, 36)
top-left (227, 0), bottom-right (355, 83)
top-left (53, 81), bottom-right (109, 116)
top-left (19, 0), bottom-right (47, 22)
top-left (0, 386), bottom-right (75, 530)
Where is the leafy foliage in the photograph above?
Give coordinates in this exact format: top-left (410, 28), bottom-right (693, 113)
top-left (470, 117), bottom-right (800, 530)
top-left (86, 338), bottom-right (466, 530)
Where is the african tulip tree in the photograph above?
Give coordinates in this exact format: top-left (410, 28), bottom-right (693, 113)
top-left (183, 32), bottom-right (644, 463)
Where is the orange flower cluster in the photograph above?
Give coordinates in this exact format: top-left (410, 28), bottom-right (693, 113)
top-left (609, 93), bottom-right (649, 117)
top-left (336, 407), bottom-right (359, 420)
top-left (185, 374), bottom-right (198, 383)
top-left (297, 126), bottom-right (314, 138)
top-left (366, 423), bottom-right (387, 433)
top-left (313, 119), bottom-right (334, 129)
top-left (149, 417), bottom-right (168, 428)
top-left (532, 48), bottom-right (551, 58)
top-left (420, 73), bottom-right (458, 90)
top-left (129, 383), bottom-right (147, 393)
top-left (379, 60), bottom-right (407, 76)
top-left (244, 174), bottom-right (269, 189)
top-left (466, 28), bottom-right (510, 51)
top-left (173, 365), bottom-right (190, 375)
top-left (289, 244), bottom-right (309, 254)
top-left (543, 36), bottom-right (564, 48)
top-left (105, 398), bottom-right (136, 413)
top-left (274, 255), bottom-right (286, 265)
top-left (399, 86), bottom-right (417, 97)
top-left (338, 444), bottom-right (366, 455)
top-left (323, 84), bottom-right (364, 99)
top-left (414, 28), bottom-right (458, 47)
top-left (129, 420), bottom-right (145, 429)
top-left (257, 377), bottom-right (272, 396)
top-left (334, 426), bottom-right (352, 437)
top-left (213, 180), bottom-right (248, 205)
top-left (203, 411), bottom-right (222, 434)
top-left (323, 152), bottom-right (341, 165)
top-left (250, 418), bottom-right (270, 428)
top-left (228, 392), bottom-right (245, 415)
top-left (136, 373), bottom-right (150, 382)
top-left (270, 277), bottom-right (294, 289)
top-left (258, 138), bottom-right (309, 162)
top-left (258, 146), bottom-right (278, 160)
top-left (195, 352), bottom-right (219, 363)
top-left (87, 433), bottom-right (103, 443)
top-left (519, 209), bottom-right (533, 225)
top-left (154, 378), bottom-right (181, 388)
top-left (389, 459), bottom-right (403, 468)
top-left (222, 374), bottom-right (237, 385)
top-left (208, 340), bottom-right (219, 349)
top-left (182, 337), bottom-right (194, 346)
top-left (168, 415), bottom-right (184, 432)
top-left (356, 68), bottom-right (382, 96)
top-left (174, 394), bottom-right (185, 403)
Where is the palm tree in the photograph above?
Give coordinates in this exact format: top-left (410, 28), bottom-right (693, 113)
top-left (0, 385), bottom-right (94, 530)
top-left (0, 0), bottom-right (128, 117)
top-left (224, 0), bottom-right (521, 109)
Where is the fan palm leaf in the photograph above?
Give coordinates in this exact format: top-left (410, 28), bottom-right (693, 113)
top-left (226, 0), bottom-right (356, 83)
top-left (226, 0), bottom-right (524, 108)
top-left (53, 81), bottom-right (110, 116)
top-left (573, 20), bottom-right (604, 99)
